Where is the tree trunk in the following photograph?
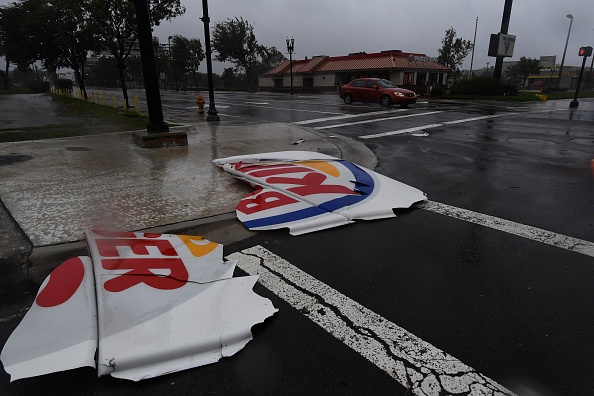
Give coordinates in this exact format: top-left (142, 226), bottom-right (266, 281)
top-left (117, 59), bottom-right (130, 109)
top-left (2, 60), bottom-right (9, 89)
top-left (74, 69), bottom-right (87, 100)
top-left (192, 70), bottom-right (199, 88)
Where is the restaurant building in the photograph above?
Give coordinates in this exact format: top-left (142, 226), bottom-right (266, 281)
top-left (259, 50), bottom-right (450, 93)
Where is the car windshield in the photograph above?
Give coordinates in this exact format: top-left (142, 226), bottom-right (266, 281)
top-left (378, 79), bottom-right (397, 88)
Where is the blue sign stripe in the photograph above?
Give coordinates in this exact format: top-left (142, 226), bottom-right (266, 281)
top-left (241, 160), bottom-right (375, 229)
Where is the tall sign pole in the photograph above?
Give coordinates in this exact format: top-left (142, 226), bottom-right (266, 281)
top-left (493, 0), bottom-right (513, 80)
top-left (200, 0), bottom-right (220, 122)
top-left (469, 17), bottom-right (478, 78)
top-left (131, 0), bottom-right (187, 147)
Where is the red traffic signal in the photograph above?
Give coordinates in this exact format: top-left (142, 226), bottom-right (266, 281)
top-left (579, 46), bottom-right (593, 57)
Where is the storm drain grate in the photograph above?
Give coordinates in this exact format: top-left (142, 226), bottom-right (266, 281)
top-left (0, 155), bottom-right (34, 167)
top-left (65, 146), bottom-right (93, 152)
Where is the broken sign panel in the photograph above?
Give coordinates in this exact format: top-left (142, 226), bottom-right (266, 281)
top-left (1, 231), bottom-right (277, 382)
top-left (213, 151), bottom-right (427, 235)
top-left (0, 256), bottom-right (97, 381)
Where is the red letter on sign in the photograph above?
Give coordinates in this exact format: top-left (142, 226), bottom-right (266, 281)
top-left (36, 257), bottom-right (86, 307)
top-left (102, 258), bottom-right (188, 292)
top-left (236, 190), bottom-right (298, 215)
top-left (268, 173), bottom-right (355, 196)
top-left (96, 239), bottom-right (177, 257)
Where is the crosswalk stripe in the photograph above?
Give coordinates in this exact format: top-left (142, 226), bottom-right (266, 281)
top-left (419, 201), bottom-right (594, 257)
top-left (358, 114), bottom-right (503, 139)
top-left (228, 246), bottom-right (514, 395)
top-left (294, 109), bottom-right (407, 125)
top-left (314, 111), bottom-right (444, 130)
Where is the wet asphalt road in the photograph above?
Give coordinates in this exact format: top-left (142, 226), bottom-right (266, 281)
top-left (1, 90), bottom-right (593, 395)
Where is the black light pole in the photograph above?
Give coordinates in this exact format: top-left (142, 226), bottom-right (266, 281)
top-left (286, 37), bottom-right (294, 95)
top-left (570, 47), bottom-right (593, 109)
top-left (200, 0), bottom-right (219, 121)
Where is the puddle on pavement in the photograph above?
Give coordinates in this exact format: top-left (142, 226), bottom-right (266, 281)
top-left (65, 146), bottom-right (93, 152)
top-left (507, 138), bottom-right (557, 147)
top-left (0, 155), bottom-right (34, 167)
top-left (570, 138), bottom-right (594, 146)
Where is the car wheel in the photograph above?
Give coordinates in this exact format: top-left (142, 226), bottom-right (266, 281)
top-left (380, 95), bottom-right (391, 107)
top-left (343, 93), bottom-right (353, 105)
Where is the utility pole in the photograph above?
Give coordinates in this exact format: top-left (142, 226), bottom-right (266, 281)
top-left (469, 17), bottom-right (478, 78)
top-left (493, 0), bottom-right (513, 80)
top-left (558, 14), bottom-right (574, 86)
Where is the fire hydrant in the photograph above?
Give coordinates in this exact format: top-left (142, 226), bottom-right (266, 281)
top-left (196, 93), bottom-right (205, 114)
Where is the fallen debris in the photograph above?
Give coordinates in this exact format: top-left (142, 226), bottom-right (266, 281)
top-left (213, 151), bottom-right (427, 235)
top-left (1, 231), bottom-right (277, 382)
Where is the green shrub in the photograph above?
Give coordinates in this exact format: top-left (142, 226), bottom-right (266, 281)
top-left (25, 80), bottom-right (50, 93)
top-left (56, 78), bottom-right (73, 90)
top-left (450, 77), bottom-right (517, 96)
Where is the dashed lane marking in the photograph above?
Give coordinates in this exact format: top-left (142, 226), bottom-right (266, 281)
top-left (358, 108), bottom-right (568, 139)
top-left (359, 114), bottom-right (504, 139)
top-left (419, 201), bottom-right (594, 258)
top-left (228, 246), bottom-right (514, 395)
top-left (314, 111), bottom-right (444, 130)
top-left (294, 109), bottom-right (407, 125)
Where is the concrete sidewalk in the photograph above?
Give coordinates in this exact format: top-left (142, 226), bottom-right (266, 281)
top-left (0, 122), bottom-right (374, 289)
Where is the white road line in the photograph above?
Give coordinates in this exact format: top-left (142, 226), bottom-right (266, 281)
top-left (419, 201), bottom-right (594, 258)
top-left (294, 109), bottom-right (407, 125)
top-left (315, 111), bottom-right (444, 130)
top-left (229, 246), bottom-right (514, 396)
top-left (225, 102), bottom-right (343, 115)
top-left (359, 114), bottom-right (502, 139)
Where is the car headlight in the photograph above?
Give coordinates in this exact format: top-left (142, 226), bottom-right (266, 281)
top-left (394, 92), bottom-right (404, 97)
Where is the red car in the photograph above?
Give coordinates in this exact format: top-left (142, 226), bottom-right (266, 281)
top-left (339, 78), bottom-right (417, 107)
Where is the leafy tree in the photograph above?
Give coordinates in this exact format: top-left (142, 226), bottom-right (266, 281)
top-left (0, 1), bottom-right (37, 87)
top-left (437, 27), bottom-right (473, 80)
top-left (89, 0), bottom-right (185, 107)
top-left (50, 0), bottom-right (99, 98)
top-left (260, 46), bottom-right (286, 68)
top-left (0, 0), bottom-right (98, 96)
top-left (187, 38), bottom-right (204, 88)
top-left (212, 17), bottom-right (265, 92)
top-left (88, 56), bottom-right (119, 87)
top-left (505, 56), bottom-right (543, 88)
top-left (170, 35), bottom-right (204, 89)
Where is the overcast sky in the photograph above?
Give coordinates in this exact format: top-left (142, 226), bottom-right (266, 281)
top-left (1, 0), bottom-right (593, 75)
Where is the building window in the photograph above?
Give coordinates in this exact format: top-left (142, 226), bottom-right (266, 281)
top-left (303, 78), bottom-right (314, 87)
top-left (417, 73), bottom-right (427, 86)
top-left (274, 79), bottom-right (283, 87)
top-left (403, 72), bottom-right (415, 84)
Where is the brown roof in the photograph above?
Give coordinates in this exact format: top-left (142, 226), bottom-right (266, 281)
top-left (265, 51), bottom-right (449, 75)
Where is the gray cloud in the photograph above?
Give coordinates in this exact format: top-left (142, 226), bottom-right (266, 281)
top-left (1, 0), bottom-right (593, 75)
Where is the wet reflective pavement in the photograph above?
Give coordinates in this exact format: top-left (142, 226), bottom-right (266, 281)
top-left (1, 91), bottom-right (593, 395)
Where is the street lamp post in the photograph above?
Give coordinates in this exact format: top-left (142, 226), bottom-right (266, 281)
top-left (200, 0), bottom-right (219, 121)
top-left (589, 29), bottom-right (594, 88)
top-left (558, 14), bottom-right (573, 87)
top-left (168, 35), bottom-right (178, 90)
top-left (286, 37), bottom-right (294, 95)
top-left (469, 17), bottom-right (478, 78)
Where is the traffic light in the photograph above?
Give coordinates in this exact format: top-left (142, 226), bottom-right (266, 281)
top-left (578, 46), bottom-right (593, 57)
